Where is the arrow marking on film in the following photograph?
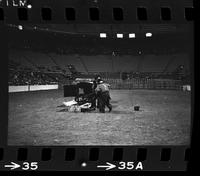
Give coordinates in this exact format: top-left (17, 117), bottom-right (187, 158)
top-left (4, 162), bottom-right (21, 170)
top-left (97, 162), bottom-right (116, 170)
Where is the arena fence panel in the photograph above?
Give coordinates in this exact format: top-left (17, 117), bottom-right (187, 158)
top-left (104, 78), bottom-right (183, 90)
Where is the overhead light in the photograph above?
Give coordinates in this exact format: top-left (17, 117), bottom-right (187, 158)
top-left (129, 33), bottom-right (136, 38)
top-left (27, 4), bottom-right (32, 9)
top-left (18, 25), bottom-right (23, 30)
top-left (117, 33), bottom-right (123, 38)
top-left (146, 32), bottom-right (152, 37)
top-left (100, 33), bottom-right (107, 38)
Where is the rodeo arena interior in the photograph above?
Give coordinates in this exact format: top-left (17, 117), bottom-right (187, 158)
top-left (8, 24), bottom-right (191, 145)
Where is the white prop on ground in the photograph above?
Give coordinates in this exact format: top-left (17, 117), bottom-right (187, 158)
top-left (79, 103), bottom-right (92, 109)
top-left (68, 105), bottom-right (81, 112)
top-left (63, 100), bottom-right (77, 106)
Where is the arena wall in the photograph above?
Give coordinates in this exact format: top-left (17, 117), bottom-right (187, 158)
top-left (29, 85), bottom-right (58, 91)
top-left (9, 85), bottom-right (29, 93)
top-left (9, 85), bottom-right (58, 93)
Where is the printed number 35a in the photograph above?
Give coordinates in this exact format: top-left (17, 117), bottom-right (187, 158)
top-left (22, 162), bottom-right (38, 170)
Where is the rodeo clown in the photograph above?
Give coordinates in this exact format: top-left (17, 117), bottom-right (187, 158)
top-left (95, 79), bottom-right (112, 113)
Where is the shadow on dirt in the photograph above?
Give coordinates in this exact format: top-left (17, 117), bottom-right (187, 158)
top-left (110, 100), bottom-right (118, 104)
top-left (56, 108), bottom-right (135, 115)
top-left (57, 108), bottom-right (68, 112)
top-left (109, 110), bottom-right (136, 115)
top-left (57, 104), bottom-right (66, 108)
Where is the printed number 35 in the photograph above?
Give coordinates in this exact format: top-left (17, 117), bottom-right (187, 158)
top-left (118, 162), bottom-right (134, 170)
top-left (22, 162), bottom-right (38, 170)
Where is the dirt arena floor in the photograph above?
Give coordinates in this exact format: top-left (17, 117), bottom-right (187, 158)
top-left (8, 89), bottom-right (191, 145)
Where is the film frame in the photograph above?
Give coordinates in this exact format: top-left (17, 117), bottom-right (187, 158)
top-left (0, 0), bottom-right (197, 173)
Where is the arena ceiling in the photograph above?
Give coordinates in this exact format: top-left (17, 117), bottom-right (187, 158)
top-left (7, 23), bottom-right (192, 36)
top-left (7, 24), bottom-right (193, 55)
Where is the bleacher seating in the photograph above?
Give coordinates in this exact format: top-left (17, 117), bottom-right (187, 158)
top-left (140, 55), bottom-right (170, 72)
top-left (81, 55), bottom-right (112, 72)
top-left (50, 54), bottom-right (86, 73)
top-left (9, 49), bottom-right (36, 70)
top-left (166, 53), bottom-right (189, 73)
top-left (113, 55), bottom-right (139, 72)
top-left (9, 49), bottom-right (190, 87)
top-left (22, 51), bottom-right (55, 68)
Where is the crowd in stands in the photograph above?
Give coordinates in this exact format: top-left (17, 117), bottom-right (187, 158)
top-left (120, 71), bottom-right (187, 80)
top-left (9, 69), bottom-right (190, 86)
top-left (100, 71), bottom-right (189, 81)
top-left (9, 69), bottom-right (69, 86)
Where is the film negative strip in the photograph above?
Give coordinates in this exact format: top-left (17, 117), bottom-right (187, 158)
top-left (0, 0), bottom-right (196, 172)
